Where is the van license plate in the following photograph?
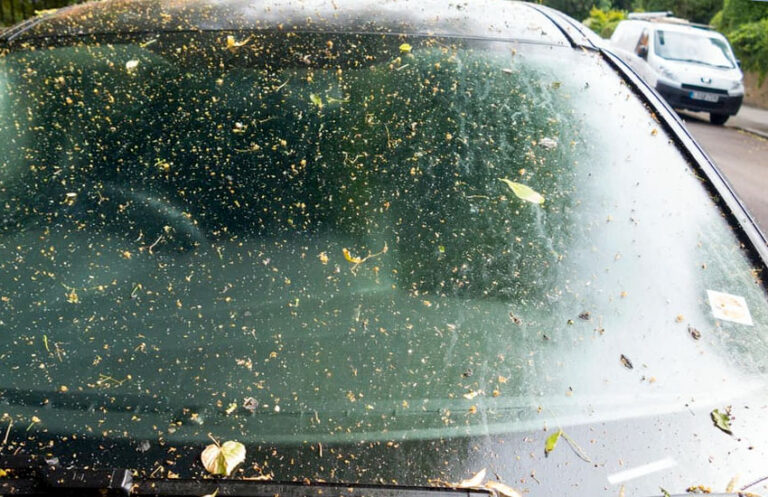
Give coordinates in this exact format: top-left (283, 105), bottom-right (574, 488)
top-left (689, 91), bottom-right (719, 102)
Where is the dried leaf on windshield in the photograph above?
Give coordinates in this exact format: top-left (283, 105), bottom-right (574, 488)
top-left (342, 243), bottom-right (388, 268)
top-left (498, 178), bottom-right (544, 204)
top-left (226, 35), bottom-right (252, 50)
top-left (688, 325), bottom-right (702, 340)
top-left (201, 439), bottom-right (246, 476)
top-left (342, 248), bottom-right (365, 264)
top-left (457, 468), bottom-right (486, 488)
top-left (484, 480), bottom-right (522, 497)
top-left (620, 354), bottom-right (633, 370)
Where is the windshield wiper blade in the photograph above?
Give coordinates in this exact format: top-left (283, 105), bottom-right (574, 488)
top-left (0, 455), bottom-right (493, 497)
top-left (0, 455), bottom-right (133, 496)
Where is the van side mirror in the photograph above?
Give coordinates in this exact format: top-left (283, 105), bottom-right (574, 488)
top-left (637, 45), bottom-right (648, 60)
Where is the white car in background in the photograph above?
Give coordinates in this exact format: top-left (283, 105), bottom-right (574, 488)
top-left (610, 12), bottom-right (744, 124)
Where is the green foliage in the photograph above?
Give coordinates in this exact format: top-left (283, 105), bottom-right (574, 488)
top-left (710, 0), bottom-right (768, 86)
top-left (583, 7), bottom-right (627, 38)
top-left (713, 0), bottom-right (768, 33)
top-left (728, 18), bottom-right (768, 85)
top-left (0, 0), bottom-right (78, 26)
top-left (639, 0), bottom-right (723, 24)
top-left (538, 0), bottom-right (611, 22)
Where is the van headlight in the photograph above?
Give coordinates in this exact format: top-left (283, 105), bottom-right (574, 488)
top-left (658, 65), bottom-right (678, 81)
top-left (731, 80), bottom-right (744, 91)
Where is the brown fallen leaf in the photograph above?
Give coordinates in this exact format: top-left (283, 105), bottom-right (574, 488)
top-left (620, 354), bottom-right (633, 370)
top-left (458, 468), bottom-right (487, 488)
top-left (688, 325), bottom-right (702, 340)
top-left (484, 480), bottom-right (522, 497)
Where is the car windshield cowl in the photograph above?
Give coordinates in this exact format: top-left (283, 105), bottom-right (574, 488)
top-left (1, 455), bottom-right (497, 497)
top-left (1, 454), bottom-right (758, 497)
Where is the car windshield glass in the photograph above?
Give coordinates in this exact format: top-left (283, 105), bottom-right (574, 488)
top-left (1, 31), bottom-right (767, 481)
top-left (654, 29), bottom-right (736, 68)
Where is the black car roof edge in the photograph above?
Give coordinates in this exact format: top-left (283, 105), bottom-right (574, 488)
top-left (524, 3), bottom-right (579, 48)
top-left (599, 46), bottom-right (768, 272)
top-left (525, 3), bottom-right (602, 50)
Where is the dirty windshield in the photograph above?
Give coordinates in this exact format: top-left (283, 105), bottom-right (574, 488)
top-left (1, 31), bottom-right (767, 480)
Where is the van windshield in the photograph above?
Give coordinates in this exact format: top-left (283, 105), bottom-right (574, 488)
top-left (654, 29), bottom-right (736, 68)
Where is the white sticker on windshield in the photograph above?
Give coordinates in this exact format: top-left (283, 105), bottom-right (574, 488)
top-left (707, 290), bottom-right (753, 326)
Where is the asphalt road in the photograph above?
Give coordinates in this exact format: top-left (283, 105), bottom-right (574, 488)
top-left (682, 116), bottom-right (768, 236)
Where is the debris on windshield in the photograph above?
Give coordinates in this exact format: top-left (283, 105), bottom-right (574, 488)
top-left (710, 408), bottom-right (733, 435)
top-left (449, 469), bottom-right (521, 497)
top-left (243, 397), bottom-right (259, 412)
top-left (498, 178), bottom-right (545, 204)
top-left (202, 489), bottom-right (219, 497)
top-left (620, 354), bottom-right (634, 370)
top-left (462, 390), bottom-right (481, 400)
top-left (659, 487), bottom-right (671, 497)
top-left (484, 480), bottom-right (522, 497)
top-left (538, 137), bottom-right (558, 149)
top-left (559, 430), bottom-right (592, 463)
top-left (578, 311), bottom-right (590, 320)
top-left (342, 243), bottom-right (388, 272)
top-left (686, 484), bottom-right (713, 493)
top-left (725, 476), bottom-right (738, 493)
top-left (399, 43), bottom-right (412, 53)
top-left (688, 325), bottom-right (702, 340)
top-left (201, 438), bottom-right (246, 476)
top-left (457, 468), bottom-right (486, 488)
top-left (544, 429), bottom-right (562, 456)
top-left (508, 312), bottom-right (522, 325)
top-left (65, 287), bottom-right (79, 304)
top-left (310, 93), bottom-right (324, 109)
top-left (225, 35), bottom-right (252, 50)
top-left (675, 314), bottom-right (685, 323)
top-left (125, 59), bottom-right (139, 73)
top-left (26, 416), bottom-right (40, 431)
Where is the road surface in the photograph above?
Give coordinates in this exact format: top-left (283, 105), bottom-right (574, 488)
top-left (682, 116), bottom-right (768, 236)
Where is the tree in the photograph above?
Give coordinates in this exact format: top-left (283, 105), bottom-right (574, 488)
top-left (712, 0), bottom-right (768, 32)
top-left (539, 0), bottom-right (611, 21)
top-left (583, 7), bottom-right (627, 38)
top-left (638, 0), bottom-right (723, 24)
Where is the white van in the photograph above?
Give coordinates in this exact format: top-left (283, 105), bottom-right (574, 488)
top-left (609, 13), bottom-right (743, 124)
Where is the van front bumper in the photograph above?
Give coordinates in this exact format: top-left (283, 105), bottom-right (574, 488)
top-left (656, 81), bottom-right (743, 115)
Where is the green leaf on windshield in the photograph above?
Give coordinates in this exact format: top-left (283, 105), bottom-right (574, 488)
top-left (399, 43), bottom-right (412, 53)
top-left (309, 94), bottom-right (324, 109)
top-left (710, 408), bottom-right (733, 435)
top-left (498, 178), bottom-right (545, 204)
top-left (544, 429), bottom-right (562, 455)
top-left (201, 440), bottom-right (246, 476)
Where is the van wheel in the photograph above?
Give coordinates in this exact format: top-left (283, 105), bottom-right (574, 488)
top-left (710, 113), bottom-right (729, 125)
